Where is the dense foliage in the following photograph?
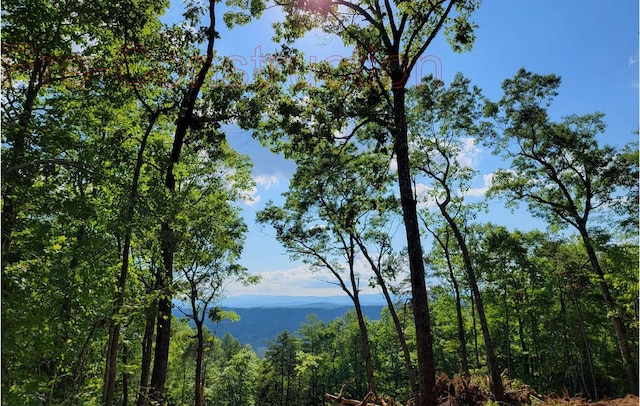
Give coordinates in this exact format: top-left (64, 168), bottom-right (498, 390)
top-left (2, 0), bottom-right (637, 405)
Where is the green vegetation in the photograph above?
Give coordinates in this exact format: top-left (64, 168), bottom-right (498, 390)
top-left (2, 0), bottom-right (637, 405)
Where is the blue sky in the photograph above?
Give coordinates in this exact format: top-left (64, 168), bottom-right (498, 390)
top-left (168, 1), bottom-right (639, 297)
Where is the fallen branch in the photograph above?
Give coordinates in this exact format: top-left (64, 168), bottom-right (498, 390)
top-left (325, 391), bottom-right (394, 406)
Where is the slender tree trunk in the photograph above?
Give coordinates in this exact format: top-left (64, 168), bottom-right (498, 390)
top-left (516, 313), bottom-right (530, 379)
top-left (558, 286), bottom-right (576, 394)
top-left (148, 2), bottom-right (217, 400)
top-left (427, 229), bottom-right (470, 377)
top-left (136, 301), bottom-right (156, 406)
top-left (443, 238), bottom-right (470, 376)
top-left (73, 318), bottom-right (106, 394)
top-left (121, 343), bottom-right (129, 406)
top-left (502, 284), bottom-right (511, 378)
top-left (578, 227), bottom-right (637, 395)
top-left (452, 271), bottom-right (470, 376)
top-left (357, 239), bottom-right (418, 395)
top-left (194, 321), bottom-right (205, 406)
top-left (528, 306), bottom-right (542, 383)
top-left (441, 212), bottom-right (505, 401)
top-left (104, 112), bottom-right (157, 406)
top-left (384, 290), bottom-right (418, 396)
top-left (471, 290), bottom-right (480, 368)
top-left (436, 210), bottom-right (504, 399)
top-left (571, 289), bottom-right (598, 400)
top-left (392, 86), bottom-right (436, 406)
top-left (352, 292), bottom-right (376, 394)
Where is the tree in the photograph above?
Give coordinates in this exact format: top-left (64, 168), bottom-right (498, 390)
top-left (409, 74), bottom-right (505, 400)
top-left (474, 226), bottom-right (538, 382)
top-left (484, 68), bottom-right (639, 394)
top-left (261, 331), bottom-right (302, 406)
top-left (425, 226), bottom-right (470, 377)
top-left (297, 315), bottom-right (332, 405)
top-left (216, 346), bottom-right (261, 405)
top-left (257, 144), bottom-right (389, 395)
top-left (142, 0), bottom-right (261, 400)
top-left (2, 1), bottom-right (168, 402)
top-left (253, 1), bottom-right (482, 402)
top-left (173, 141), bottom-right (255, 406)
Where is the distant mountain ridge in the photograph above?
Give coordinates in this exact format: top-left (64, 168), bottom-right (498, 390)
top-left (219, 294), bottom-right (388, 308)
top-left (190, 303), bottom-right (385, 356)
top-left (174, 295), bottom-right (388, 356)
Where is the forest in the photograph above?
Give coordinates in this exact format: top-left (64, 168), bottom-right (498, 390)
top-left (1, 0), bottom-right (638, 405)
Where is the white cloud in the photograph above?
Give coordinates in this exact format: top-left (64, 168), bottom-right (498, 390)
top-left (628, 55), bottom-right (639, 65)
top-left (456, 137), bottom-right (481, 168)
top-left (242, 173), bottom-right (281, 206)
top-left (388, 157), bottom-right (398, 173)
top-left (224, 261), bottom-right (385, 297)
top-left (242, 185), bottom-right (260, 206)
top-left (255, 174), bottom-right (280, 190)
top-left (223, 251), bottom-right (408, 298)
top-left (415, 183), bottom-right (437, 209)
top-left (465, 173), bottom-right (494, 197)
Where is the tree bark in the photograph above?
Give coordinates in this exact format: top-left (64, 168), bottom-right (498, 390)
top-left (104, 111), bottom-right (157, 406)
top-left (194, 320), bottom-right (205, 406)
top-left (571, 289), bottom-right (598, 400)
top-left (502, 283), bottom-right (511, 378)
top-left (434, 231), bottom-right (470, 377)
top-left (136, 301), bottom-right (156, 406)
top-left (392, 86), bottom-right (436, 406)
top-left (558, 286), bottom-right (576, 394)
top-left (447, 251), bottom-right (470, 377)
top-left (352, 292), bottom-right (376, 394)
top-left (578, 226), bottom-right (637, 395)
top-left (148, 233), bottom-right (174, 403)
top-left (440, 210), bottom-right (505, 401)
top-left (121, 343), bottom-right (129, 406)
top-left (148, 1), bottom-right (217, 401)
top-left (516, 312), bottom-right (530, 379)
top-left (471, 290), bottom-right (480, 368)
top-left (356, 239), bottom-right (419, 395)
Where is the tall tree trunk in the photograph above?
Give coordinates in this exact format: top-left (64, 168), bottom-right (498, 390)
top-left (451, 264), bottom-right (470, 376)
top-left (104, 112), bottom-right (157, 406)
top-left (194, 320), bottom-right (205, 406)
top-left (578, 227), bottom-right (637, 395)
top-left (558, 286), bottom-right (576, 394)
top-left (357, 239), bottom-right (418, 395)
top-left (392, 86), bottom-right (436, 406)
top-left (148, 240), bottom-right (173, 402)
top-left (121, 342), bottom-right (129, 406)
top-left (440, 233), bottom-right (470, 377)
top-left (516, 312), bottom-right (530, 379)
top-left (471, 290), bottom-right (480, 368)
top-left (441, 211), bottom-right (505, 401)
top-left (136, 300), bottom-right (156, 406)
top-left (502, 284), bottom-right (511, 378)
top-left (148, 1), bottom-right (217, 401)
top-left (527, 305), bottom-right (542, 383)
top-left (571, 289), bottom-right (598, 400)
top-left (352, 292), bottom-right (376, 394)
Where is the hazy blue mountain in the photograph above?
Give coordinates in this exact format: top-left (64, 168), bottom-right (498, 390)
top-left (174, 295), bottom-right (388, 355)
top-left (219, 294), bottom-right (388, 308)
top-left (217, 306), bottom-right (384, 356)
top-left (177, 304), bottom-right (385, 356)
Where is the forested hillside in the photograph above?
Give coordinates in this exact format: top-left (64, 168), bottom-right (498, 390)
top-left (2, 0), bottom-right (637, 405)
top-left (207, 305), bottom-right (384, 355)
